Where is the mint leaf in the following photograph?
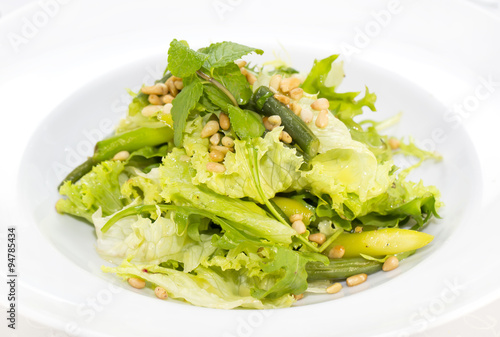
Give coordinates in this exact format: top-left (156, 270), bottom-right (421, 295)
top-left (171, 79), bottom-right (204, 146)
top-left (203, 83), bottom-right (232, 111)
top-left (226, 105), bottom-right (264, 140)
top-left (167, 39), bottom-right (208, 78)
top-left (202, 41), bottom-right (263, 70)
top-left (213, 63), bottom-right (252, 105)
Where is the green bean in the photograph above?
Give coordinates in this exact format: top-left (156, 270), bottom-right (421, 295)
top-left (306, 257), bottom-right (382, 281)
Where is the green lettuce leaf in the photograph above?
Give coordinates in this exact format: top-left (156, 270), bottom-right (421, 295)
top-left (56, 160), bottom-right (126, 222)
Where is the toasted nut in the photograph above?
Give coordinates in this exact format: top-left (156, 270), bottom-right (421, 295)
top-left (148, 94), bottom-right (162, 105)
top-left (262, 117), bottom-right (276, 131)
top-left (240, 67), bottom-right (248, 76)
top-left (174, 80), bottom-right (184, 90)
top-left (206, 162), bottom-right (226, 173)
top-left (154, 286), bottom-right (168, 300)
top-left (382, 256), bottom-right (399, 272)
top-left (290, 102), bottom-right (302, 115)
top-left (268, 115), bottom-right (282, 126)
top-left (294, 293), bottom-right (304, 300)
top-left (290, 88), bottom-right (304, 100)
top-left (210, 133), bottom-right (222, 146)
top-left (127, 277), bottom-right (146, 289)
top-left (311, 98), bottom-right (329, 110)
top-left (162, 103), bottom-right (173, 115)
top-left (141, 105), bottom-right (163, 117)
top-left (309, 233), bottom-right (326, 245)
top-left (280, 131), bottom-right (293, 144)
top-left (274, 94), bottom-right (290, 105)
top-left (211, 145), bottom-right (234, 154)
top-left (161, 94), bottom-right (174, 104)
top-left (354, 226), bottom-right (363, 233)
top-left (315, 110), bottom-right (329, 128)
top-left (235, 60), bottom-right (247, 68)
top-left (388, 138), bottom-right (400, 150)
top-left (141, 84), bottom-right (164, 95)
top-left (289, 213), bottom-right (303, 223)
top-left (167, 80), bottom-right (178, 97)
top-left (269, 74), bottom-right (282, 92)
top-left (113, 150), bottom-right (130, 161)
top-left (219, 113), bottom-right (230, 130)
top-left (221, 136), bottom-right (235, 147)
top-left (326, 282), bottom-right (342, 294)
top-left (346, 273), bottom-right (368, 287)
top-left (209, 150), bottom-right (225, 162)
top-left (201, 120), bottom-right (220, 138)
top-left (170, 76), bottom-right (182, 82)
top-left (328, 245), bottom-right (345, 259)
top-left (280, 77), bottom-right (301, 93)
top-left (300, 108), bottom-right (313, 123)
top-left (246, 73), bottom-right (257, 85)
top-left (292, 220), bottom-right (306, 234)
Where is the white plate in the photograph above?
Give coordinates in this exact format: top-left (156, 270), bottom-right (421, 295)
top-left (1, 1), bottom-right (500, 336)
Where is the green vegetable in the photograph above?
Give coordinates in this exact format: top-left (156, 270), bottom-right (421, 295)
top-left (167, 39), bottom-right (208, 78)
top-left (201, 41), bottom-right (263, 70)
top-left (272, 197), bottom-right (314, 225)
top-left (306, 257), bottom-right (382, 281)
top-left (171, 78), bottom-right (204, 147)
top-left (253, 86), bottom-right (320, 158)
top-left (226, 105), bottom-right (265, 140)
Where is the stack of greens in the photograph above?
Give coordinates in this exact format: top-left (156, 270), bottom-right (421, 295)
top-left (56, 40), bottom-right (441, 309)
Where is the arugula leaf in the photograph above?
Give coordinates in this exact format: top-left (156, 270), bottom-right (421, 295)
top-left (167, 39), bottom-right (208, 78)
top-left (212, 63), bottom-right (252, 105)
top-left (171, 79), bottom-right (204, 147)
top-left (202, 41), bottom-right (263, 71)
top-left (226, 105), bottom-right (264, 140)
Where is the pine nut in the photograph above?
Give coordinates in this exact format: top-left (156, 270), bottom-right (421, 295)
top-left (292, 220), bottom-right (306, 234)
top-left (289, 213), bottom-right (303, 223)
top-left (328, 245), bottom-right (345, 259)
top-left (274, 94), bottom-right (290, 105)
top-left (148, 94), bottom-right (162, 105)
top-left (354, 226), bottom-right (363, 233)
top-left (262, 117), bottom-right (276, 131)
top-left (235, 60), bottom-right (247, 68)
top-left (268, 115), bottom-right (282, 126)
top-left (315, 110), bottom-right (329, 128)
top-left (162, 94), bottom-right (174, 104)
top-left (311, 98), bottom-right (329, 110)
top-left (154, 286), bottom-right (168, 300)
top-left (246, 73), bottom-right (257, 85)
top-left (201, 120), bottom-right (220, 138)
top-left (290, 102), bottom-right (302, 116)
top-left (219, 113), bottom-right (230, 130)
top-left (157, 83), bottom-right (168, 95)
top-left (388, 138), bottom-right (400, 150)
top-left (221, 136), bottom-right (234, 147)
top-left (269, 74), bottom-right (282, 92)
top-left (346, 273), bottom-right (367, 287)
top-left (209, 150), bottom-right (225, 162)
top-left (206, 162), bottom-right (226, 173)
top-left (240, 67), bottom-right (248, 76)
top-left (211, 145), bottom-right (234, 154)
top-left (127, 277), bottom-right (146, 289)
top-left (141, 84), bottom-right (164, 95)
top-left (290, 88), bottom-right (304, 100)
top-left (280, 77), bottom-right (301, 93)
top-left (294, 293), bottom-right (304, 300)
top-left (162, 103), bottom-right (173, 115)
top-left (280, 131), bottom-right (292, 144)
top-left (382, 256), bottom-right (399, 272)
top-left (113, 150), bottom-right (130, 161)
top-left (174, 80), bottom-right (184, 90)
top-left (167, 80), bottom-right (178, 97)
top-left (210, 133), bottom-right (221, 146)
top-left (170, 76), bottom-right (182, 82)
top-left (326, 282), bottom-right (342, 294)
top-left (300, 108), bottom-right (313, 123)
top-left (309, 233), bottom-right (326, 245)
top-left (141, 105), bottom-right (163, 117)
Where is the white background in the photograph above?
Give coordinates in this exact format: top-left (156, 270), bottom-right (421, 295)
top-left (1, 0), bottom-right (500, 336)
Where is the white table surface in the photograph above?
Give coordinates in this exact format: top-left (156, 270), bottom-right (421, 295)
top-left (0, 1), bottom-right (499, 336)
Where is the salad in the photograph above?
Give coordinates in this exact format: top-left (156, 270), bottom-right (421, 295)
top-left (56, 40), bottom-right (442, 309)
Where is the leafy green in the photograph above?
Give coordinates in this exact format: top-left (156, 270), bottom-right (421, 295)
top-left (302, 54), bottom-right (339, 94)
top-left (56, 161), bottom-right (126, 222)
top-left (171, 78), bottom-right (204, 147)
top-left (226, 105), bottom-right (264, 140)
top-left (202, 84), bottom-right (232, 111)
top-left (167, 39), bottom-right (208, 78)
top-left (201, 41), bottom-right (263, 71)
top-left (212, 63), bottom-right (252, 105)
